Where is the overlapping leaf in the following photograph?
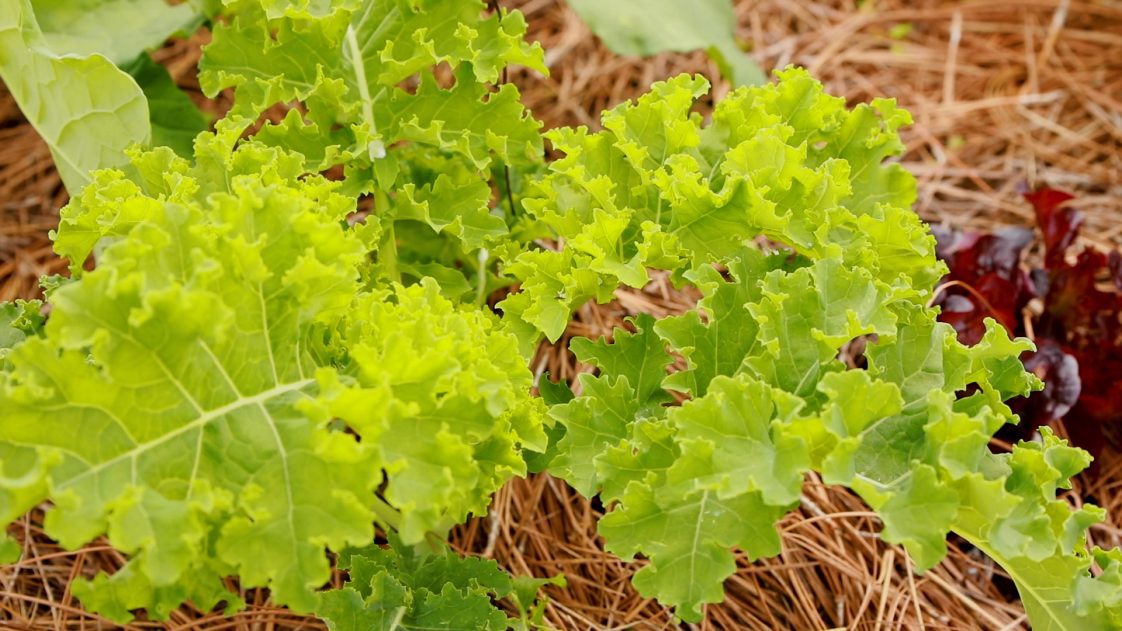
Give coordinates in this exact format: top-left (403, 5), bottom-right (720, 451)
top-left (199, 0), bottom-right (546, 299)
top-left (0, 138), bottom-right (543, 622)
top-left (318, 537), bottom-right (565, 631)
top-left (934, 188), bottom-right (1122, 454)
top-left (121, 53), bottom-right (210, 158)
top-left (547, 262), bottom-right (1120, 625)
top-left (317, 539), bottom-right (515, 631)
top-left (533, 76), bottom-right (1122, 625)
top-left (545, 310), bottom-right (811, 621)
top-left (30, 0), bottom-right (207, 64)
top-left (2, 2), bottom-right (1120, 624)
top-left (0, 0), bottom-right (150, 193)
top-left (500, 68), bottom-right (940, 346)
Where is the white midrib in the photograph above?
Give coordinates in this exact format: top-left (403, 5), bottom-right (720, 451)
top-left (345, 24), bottom-right (378, 151)
top-left (386, 606), bottom-right (407, 631)
top-left (688, 491), bottom-right (709, 607)
top-left (59, 378), bottom-right (316, 488)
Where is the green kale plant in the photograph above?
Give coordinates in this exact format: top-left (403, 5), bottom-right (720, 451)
top-left (0, 1), bottom-right (1119, 629)
top-left (515, 69), bottom-right (1122, 628)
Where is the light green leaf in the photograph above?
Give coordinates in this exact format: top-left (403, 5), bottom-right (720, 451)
top-left (667, 375), bottom-right (808, 506)
top-left (599, 485), bottom-right (785, 622)
top-left (200, 0), bottom-right (545, 180)
top-left (200, 0), bottom-right (545, 297)
top-left (0, 139), bottom-right (543, 622)
top-left (655, 251), bottom-right (770, 397)
top-left (745, 258), bottom-right (900, 399)
top-left (503, 68), bottom-right (940, 346)
top-left (951, 430), bottom-right (1118, 630)
top-left (566, 0), bottom-right (763, 86)
top-left (31, 0), bottom-right (205, 64)
top-left (550, 366), bottom-right (809, 619)
top-left (384, 70), bottom-right (544, 174)
top-left (534, 69), bottom-right (1121, 627)
top-left (868, 465), bottom-right (959, 569)
top-left (707, 40), bottom-right (766, 88)
top-left (0, 0), bottom-right (150, 193)
top-left (548, 376), bottom-right (640, 497)
top-left (394, 174), bottom-right (504, 252)
top-left (0, 299), bottom-right (43, 354)
top-left (509, 573), bottom-right (567, 630)
top-left (0, 536), bottom-right (19, 564)
top-left (570, 314), bottom-right (672, 410)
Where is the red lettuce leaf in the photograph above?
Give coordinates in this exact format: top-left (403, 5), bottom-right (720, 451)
top-left (1024, 187), bottom-right (1079, 268)
top-left (932, 226), bottom-right (1034, 345)
top-left (1013, 338), bottom-right (1081, 430)
top-left (934, 187), bottom-right (1122, 457)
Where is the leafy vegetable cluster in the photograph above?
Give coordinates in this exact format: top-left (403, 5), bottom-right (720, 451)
top-left (3, 135), bottom-right (544, 620)
top-left (0, 0), bottom-right (211, 190)
top-left (936, 188), bottom-right (1122, 457)
top-left (320, 535), bottom-right (563, 630)
top-left (3, 0), bottom-right (553, 625)
top-left (519, 71), bottom-right (1122, 627)
top-left (1, 1), bottom-right (1121, 629)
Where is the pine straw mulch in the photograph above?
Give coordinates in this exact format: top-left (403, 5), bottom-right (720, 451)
top-left (2, 0), bottom-right (1122, 629)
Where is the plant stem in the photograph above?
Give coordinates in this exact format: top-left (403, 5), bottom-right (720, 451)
top-left (375, 189), bottom-right (400, 283)
top-left (474, 248), bottom-right (490, 306)
top-left (371, 495), bottom-right (402, 532)
top-left (345, 24), bottom-right (383, 159)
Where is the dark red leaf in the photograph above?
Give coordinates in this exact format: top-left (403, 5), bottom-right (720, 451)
top-left (1110, 250), bottom-right (1122, 292)
top-left (1039, 248), bottom-right (1118, 340)
top-left (1013, 338), bottom-right (1081, 428)
top-left (935, 291), bottom-right (988, 346)
top-left (932, 226), bottom-right (1034, 344)
top-left (934, 187), bottom-right (1122, 456)
top-left (1066, 350), bottom-right (1122, 460)
top-left (1024, 187), bottom-right (1080, 269)
top-left (932, 225), bottom-right (975, 263)
top-left (1070, 354), bottom-right (1122, 427)
top-left (941, 228), bottom-right (1033, 284)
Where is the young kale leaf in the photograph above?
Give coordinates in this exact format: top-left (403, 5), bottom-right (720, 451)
top-left (0, 136), bottom-right (544, 622)
top-left (531, 77), bottom-right (1121, 626)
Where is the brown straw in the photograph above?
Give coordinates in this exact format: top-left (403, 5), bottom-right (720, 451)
top-left (3, 1), bottom-right (1121, 628)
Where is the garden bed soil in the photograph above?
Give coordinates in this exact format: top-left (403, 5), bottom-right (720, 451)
top-left (2, 1), bottom-right (1121, 628)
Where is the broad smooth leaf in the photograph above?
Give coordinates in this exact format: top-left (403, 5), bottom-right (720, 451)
top-left (0, 0), bottom-right (149, 193)
top-left (566, 0), bottom-right (764, 86)
top-left (30, 0), bottom-right (206, 64)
